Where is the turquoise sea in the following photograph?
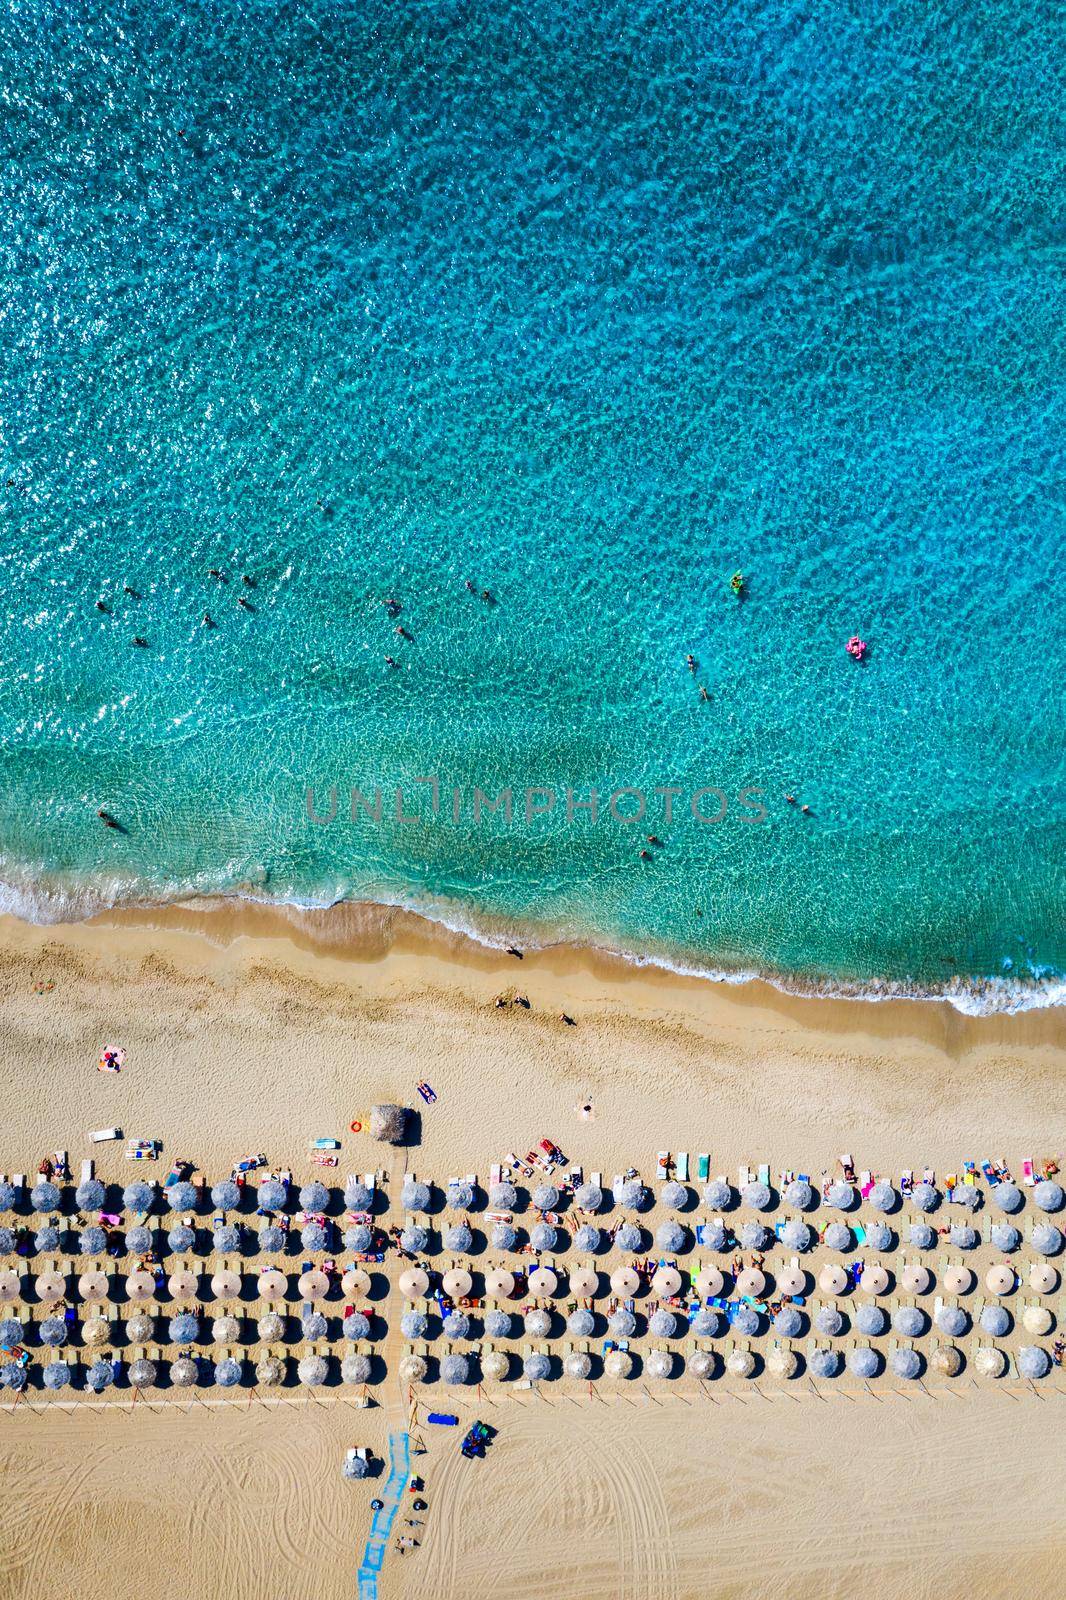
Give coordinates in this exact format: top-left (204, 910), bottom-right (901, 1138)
top-left (0, 1), bottom-right (1063, 1009)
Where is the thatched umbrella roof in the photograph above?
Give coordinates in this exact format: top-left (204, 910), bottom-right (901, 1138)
top-left (369, 1104), bottom-right (407, 1143)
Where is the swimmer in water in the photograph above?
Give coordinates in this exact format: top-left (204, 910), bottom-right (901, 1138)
top-left (95, 600), bottom-right (109, 613)
top-left (395, 624), bottom-right (412, 640)
top-left (202, 612), bottom-right (214, 628)
top-left (685, 654), bottom-right (696, 673)
top-left (238, 596), bottom-right (252, 610)
top-left (699, 684), bottom-right (710, 701)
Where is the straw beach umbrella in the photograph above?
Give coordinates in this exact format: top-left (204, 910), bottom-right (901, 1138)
top-left (531, 1184), bottom-right (559, 1213)
top-left (936, 1305), bottom-right (969, 1337)
top-left (129, 1358), bottom-right (157, 1389)
top-left (901, 1264), bottom-right (931, 1295)
top-left (615, 1223), bottom-right (643, 1253)
top-left (908, 1222), bottom-right (936, 1249)
top-left (741, 1182), bottom-right (771, 1211)
top-left (647, 1349), bottom-right (673, 1379)
top-left (484, 1309), bottom-right (510, 1339)
top-left (212, 1314), bottom-right (240, 1344)
top-left (257, 1179), bottom-right (288, 1212)
top-left (733, 1305), bottom-right (760, 1337)
top-left (848, 1346), bottom-right (879, 1378)
top-left (126, 1270), bottom-right (155, 1302)
top-left (86, 1359), bottom-right (115, 1391)
top-left (0, 1270), bottom-right (21, 1303)
top-left (344, 1180), bottom-right (373, 1212)
top-left (827, 1182), bottom-right (854, 1210)
top-left (700, 1220), bottom-right (729, 1252)
top-left (446, 1181), bottom-right (474, 1211)
top-left (300, 1223), bottom-right (328, 1252)
top-left (865, 1221), bottom-right (893, 1252)
top-left (782, 1220), bottom-right (812, 1252)
top-left (491, 1223), bottom-right (517, 1250)
top-left (656, 1221), bottom-right (685, 1253)
top-left (0, 1364), bottom-right (26, 1391)
top-left (342, 1353), bottom-right (371, 1385)
top-left (726, 1349), bottom-right (754, 1377)
top-left (1017, 1346), bottom-right (1050, 1378)
top-left (660, 1180), bottom-right (688, 1211)
top-left (943, 1266), bottom-right (973, 1295)
top-left (784, 1179), bottom-right (814, 1210)
top-left (567, 1308), bottom-right (595, 1337)
top-left (215, 1357), bottom-right (242, 1387)
top-left (619, 1181), bottom-right (646, 1212)
top-left (809, 1348), bottom-right (840, 1378)
top-left (343, 1311), bottom-right (370, 1340)
top-left (565, 1350), bottom-right (592, 1379)
top-left (210, 1268), bottom-right (242, 1301)
top-left (401, 1309), bottom-right (429, 1339)
top-left (488, 1181), bottom-right (517, 1210)
top-left (401, 1180), bottom-right (431, 1212)
top-left (815, 1305), bottom-right (844, 1336)
top-left (949, 1224), bottom-right (978, 1250)
top-left (34, 1226), bottom-right (61, 1253)
top-left (171, 1356), bottom-right (199, 1388)
top-left (1031, 1224), bottom-right (1064, 1256)
top-left (301, 1311), bottom-right (327, 1341)
top-left (911, 1182), bottom-right (938, 1212)
top-left (703, 1180), bottom-right (733, 1210)
top-left (255, 1354), bottom-right (286, 1386)
top-left (444, 1224), bottom-right (472, 1253)
top-left (400, 1225), bottom-right (429, 1254)
top-left (258, 1312), bottom-right (286, 1342)
top-left (0, 1317), bottom-right (21, 1345)
top-left (167, 1225), bottom-right (196, 1254)
top-left (975, 1346), bottom-right (1007, 1377)
top-left (605, 1349), bottom-right (632, 1378)
top-left (122, 1182), bottom-right (153, 1214)
top-left (440, 1353), bottom-right (469, 1385)
top-left (980, 1303), bottom-right (1010, 1336)
top-left (299, 1182), bottom-right (330, 1213)
top-left (214, 1223), bottom-right (242, 1253)
top-left (528, 1266), bottom-right (558, 1297)
top-left (891, 1347), bottom-right (921, 1379)
top-left (692, 1308), bottom-right (724, 1337)
top-left (992, 1182), bottom-right (1023, 1213)
top-left (166, 1181), bottom-right (198, 1212)
top-left (860, 1264), bottom-right (890, 1296)
top-left (126, 1312), bottom-right (154, 1343)
top-left (772, 1307), bottom-right (803, 1340)
top-left (574, 1182), bottom-right (602, 1213)
top-left (341, 1267), bottom-right (371, 1297)
top-left (76, 1179), bottom-right (105, 1211)
top-left (83, 1316), bottom-right (109, 1346)
top-left (524, 1351), bottom-right (550, 1381)
top-left (31, 1182), bottom-right (60, 1214)
top-left (823, 1223), bottom-right (851, 1252)
top-left (211, 1181), bottom-right (240, 1211)
top-left (868, 1182), bottom-right (897, 1213)
top-left (990, 1223), bottom-right (1021, 1252)
top-left (739, 1222), bottom-right (769, 1250)
top-left (1033, 1180), bottom-right (1063, 1212)
top-left (169, 1312), bottom-right (199, 1345)
top-left (398, 1354), bottom-right (427, 1383)
top-left (648, 1309), bottom-right (677, 1338)
top-left (0, 1181), bottom-right (16, 1212)
top-left (893, 1305), bottom-right (926, 1337)
top-left (854, 1304), bottom-right (886, 1337)
top-left (39, 1315), bottom-right (68, 1347)
top-left (530, 1223), bottom-right (557, 1252)
top-left (766, 1346), bottom-right (798, 1378)
top-left (344, 1226), bottom-right (372, 1253)
top-left (298, 1354), bottom-right (328, 1386)
top-left (485, 1267), bottom-right (516, 1298)
top-left (43, 1361), bottom-right (71, 1390)
top-left (608, 1308), bottom-right (636, 1337)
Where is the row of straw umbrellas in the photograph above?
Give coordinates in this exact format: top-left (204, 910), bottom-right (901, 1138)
top-left (0, 1263), bottom-right (373, 1305)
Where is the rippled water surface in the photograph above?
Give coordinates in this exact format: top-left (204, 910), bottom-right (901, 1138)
top-left (0, 1), bottom-right (1063, 1006)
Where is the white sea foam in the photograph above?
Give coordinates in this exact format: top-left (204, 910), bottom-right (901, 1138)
top-left (0, 867), bottom-right (1060, 1017)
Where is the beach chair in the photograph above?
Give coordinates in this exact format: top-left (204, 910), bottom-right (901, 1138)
top-left (757, 1163), bottom-right (769, 1188)
top-left (697, 1154), bottom-right (710, 1182)
top-left (676, 1152), bottom-right (689, 1182)
top-left (656, 1152), bottom-right (670, 1181)
top-left (80, 1158), bottom-right (94, 1184)
top-left (738, 1164), bottom-right (751, 1187)
top-left (1022, 1158), bottom-right (1035, 1185)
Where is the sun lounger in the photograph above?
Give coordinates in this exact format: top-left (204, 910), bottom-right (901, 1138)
top-left (1022, 1158), bottom-right (1035, 1185)
top-left (676, 1153), bottom-right (689, 1181)
top-left (697, 1154), bottom-right (710, 1182)
top-left (738, 1164), bottom-right (751, 1187)
top-left (757, 1163), bottom-right (769, 1187)
top-left (656, 1152), bottom-right (670, 1180)
top-left (80, 1159), bottom-right (94, 1183)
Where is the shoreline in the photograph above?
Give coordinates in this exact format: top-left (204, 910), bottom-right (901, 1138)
top-left (0, 875), bottom-right (1061, 1018)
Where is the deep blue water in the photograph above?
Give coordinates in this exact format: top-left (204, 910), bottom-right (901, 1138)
top-left (0, 1), bottom-right (1063, 1007)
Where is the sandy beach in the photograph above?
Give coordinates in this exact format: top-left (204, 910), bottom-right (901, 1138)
top-left (0, 899), bottom-right (1062, 1600)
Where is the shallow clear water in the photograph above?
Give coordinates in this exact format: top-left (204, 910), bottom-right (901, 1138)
top-left (0, 1), bottom-right (1063, 1007)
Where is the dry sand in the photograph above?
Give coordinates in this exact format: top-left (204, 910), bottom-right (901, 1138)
top-left (0, 899), bottom-right (1062, 1600)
